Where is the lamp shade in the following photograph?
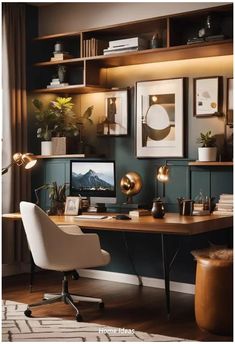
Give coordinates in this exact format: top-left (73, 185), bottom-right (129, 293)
top-left (22, 154), bottom-right (37, 169)
top-left (2, 152), bottom-right (37, 175)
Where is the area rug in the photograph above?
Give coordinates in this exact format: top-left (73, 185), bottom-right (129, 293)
top-left (2, 300), bottom-right (186, 342)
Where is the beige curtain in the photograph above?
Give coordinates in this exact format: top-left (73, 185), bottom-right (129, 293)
top-left (2, 3), bottom-right (31, 273)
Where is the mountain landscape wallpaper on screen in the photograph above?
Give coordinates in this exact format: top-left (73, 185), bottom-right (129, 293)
top-left (72, 169), bottom-right (114, 192)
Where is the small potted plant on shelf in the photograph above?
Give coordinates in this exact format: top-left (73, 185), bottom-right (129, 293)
top-left (33, 98), bottom-right (57, 155)
top-left (197, 130), bottom-right (217, 161)
top-left (50, 97), bottom-right (80, 154)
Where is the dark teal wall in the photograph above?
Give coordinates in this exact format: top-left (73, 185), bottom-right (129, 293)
top-left (27, 5), bottom-right (233, 284)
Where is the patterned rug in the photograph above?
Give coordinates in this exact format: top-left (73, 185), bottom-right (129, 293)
top-left (2, 300), bottom-right (186, 342)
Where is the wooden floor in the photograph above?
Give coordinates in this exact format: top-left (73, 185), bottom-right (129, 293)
top-left (2, 271), bottom-right (232, 342)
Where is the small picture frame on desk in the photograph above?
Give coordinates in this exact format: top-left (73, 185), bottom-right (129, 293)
top-left (64, 196), bottom-right (80, 215)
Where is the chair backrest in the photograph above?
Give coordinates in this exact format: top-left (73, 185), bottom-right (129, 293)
top-left (20, 201), bottom-right (67, 269)
top-left (20, 201), bottom-right (110, 271)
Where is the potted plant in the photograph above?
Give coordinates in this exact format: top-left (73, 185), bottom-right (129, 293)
top-left (35, 181), bottom-right (68, 215)
top-left (33, 99), bottom-right (56, 155)
top-left (50, 97), bottom-right (80, 154)
top-left (197, 131), bottom-right (217, 161)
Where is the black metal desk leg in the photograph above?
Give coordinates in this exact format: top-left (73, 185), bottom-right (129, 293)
top-left (29, 253), bottom-right (35, 293)
top-left (161, 234), bottom-right (170, 317)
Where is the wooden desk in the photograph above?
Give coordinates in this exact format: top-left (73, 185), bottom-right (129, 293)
top-left (3, 212), bottom-right (232, 235)
top-left (3, 212), bottom-right (233, 316)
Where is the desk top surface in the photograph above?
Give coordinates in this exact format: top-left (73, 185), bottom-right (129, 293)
top-left (2, 212), bottom-right (233, 236)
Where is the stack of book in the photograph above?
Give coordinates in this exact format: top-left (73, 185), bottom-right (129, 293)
top-left (51, 52), bottom-right (73, 61)
top-left (103, 37), bottom-right (148, 55)
top-left (47, 78), bottom-right (69, 89)
top-left (129, 209), bottom-right (150, 218)
top-left (213, 194), bottom-right (233, 215)
top-left (83, 38), bottom-right (108, 57)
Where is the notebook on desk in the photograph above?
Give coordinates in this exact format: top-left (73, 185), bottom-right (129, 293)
top-left (74, 215), bottom-right (108, 220)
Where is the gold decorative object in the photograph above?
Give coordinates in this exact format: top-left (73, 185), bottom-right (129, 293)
top-left (120, 171), bottom-right (143, 204)
top-left (157, 165), bottom-right (169, 182)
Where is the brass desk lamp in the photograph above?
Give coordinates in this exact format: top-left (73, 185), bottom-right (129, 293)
top-left (2, 153), bottom-right (37, 175)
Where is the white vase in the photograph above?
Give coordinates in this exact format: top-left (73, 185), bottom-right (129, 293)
top-left (198, 147), bottom-right (217, 162)
top-left (41, 141), bottom-right (52, 155)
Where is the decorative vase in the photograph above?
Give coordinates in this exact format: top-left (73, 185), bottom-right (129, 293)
top-left (41, 141), bottom-right (52, 155)
top-left (151, 199), bottom-right (165, 218)
top-left (52, 137), bottom-right (66, 155)
top-left (198, 147), bottom-right (217, 162)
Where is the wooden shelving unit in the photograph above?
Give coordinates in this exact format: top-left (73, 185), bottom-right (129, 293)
top-left (31, 4), bottom-right (233, 94)
top-left (33, 154), bottom-right (85, 159)
top-left (32, 84), bottom-right (109, 94)
top-left (188, 162), bottom-right (233, 166)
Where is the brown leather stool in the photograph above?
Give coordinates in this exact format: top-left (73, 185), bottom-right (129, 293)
top-left (192, 248), bottom-right (233, 336)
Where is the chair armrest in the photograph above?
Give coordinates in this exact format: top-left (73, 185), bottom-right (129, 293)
top-left (58, 225), bottom-right (84, 235)
top-left (47, 230), bottom-right (110, 270)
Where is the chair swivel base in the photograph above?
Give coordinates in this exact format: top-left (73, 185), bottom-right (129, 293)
top-left (24, 293), bottom-right (83, 322)
top-left (24, 274), bottom-right (104, 321)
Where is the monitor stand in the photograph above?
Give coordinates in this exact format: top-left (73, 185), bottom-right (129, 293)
top-left (87, 202), bottom-right (107, 213)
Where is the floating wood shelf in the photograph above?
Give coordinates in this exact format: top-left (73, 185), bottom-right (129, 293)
top-left (85, 40), bottom-right (233, 68)
top-left (34, 58), bottom-right (84, 67)
top-left (34, 32), bottom-right (81, 41)
top-left (32, 84), bottom-right (109, 94)
top-left (33, 154), bottom-right (85, 159)
top-left (188, 161), bottom-right (233, 166)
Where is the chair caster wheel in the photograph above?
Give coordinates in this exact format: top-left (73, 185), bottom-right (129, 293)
top-left (72, 271), bottom-right (79, 280)
top-left (76, 314), bottom-right (83, 322)
top-left (24, 309), bottom-right (32, 317)
top-left (99, 302), bottom-right (105, 309)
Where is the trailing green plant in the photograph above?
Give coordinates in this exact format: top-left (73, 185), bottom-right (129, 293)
top-left (32, 99), bottom-right (57, 141)
top-left (197, 131), bottom-right (216, 147)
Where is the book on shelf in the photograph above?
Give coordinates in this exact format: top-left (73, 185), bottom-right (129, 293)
top-left (108, 37), bottom-right (147, 49)
top-left (47, 83), bottom-right (69, 89)
top-left (103, 47), bottom-right (139, 55)
top-left (83, 38), bottom-right (108, 57)
top-left (129, 209), bottom-right (151, 217)
top-left (104, 44), bottom-right (147, 52)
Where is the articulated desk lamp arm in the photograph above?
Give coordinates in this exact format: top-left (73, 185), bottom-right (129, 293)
top-left (2, 153), bottom-right (37, 175)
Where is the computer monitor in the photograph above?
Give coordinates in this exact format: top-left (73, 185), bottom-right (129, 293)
top-left (70, 160), bottom-right (116, 205)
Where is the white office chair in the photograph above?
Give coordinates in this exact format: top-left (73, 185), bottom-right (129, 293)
top-left (20, 201), bottom-right (111, 321)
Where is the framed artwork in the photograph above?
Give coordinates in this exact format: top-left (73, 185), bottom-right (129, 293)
top-left (96, 89), bottom-right (128, 136)
top-left (226, 77), bottom-right (233, 126)
top-left (193, 76), bottom-right (221, 116)
top-left (136, 78), bottom-right (184, 158)
top-left (64, 196), bottom-right (80, 215)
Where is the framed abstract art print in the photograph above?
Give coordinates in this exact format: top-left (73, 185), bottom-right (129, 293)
top-left (136, 78), bottom-right (184, 158)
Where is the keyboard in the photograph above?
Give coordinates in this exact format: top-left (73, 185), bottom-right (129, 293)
top-left (74, 215), bottom-right (107, 220)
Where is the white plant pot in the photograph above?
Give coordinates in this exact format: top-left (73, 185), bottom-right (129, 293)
top-left (41, 141), bottom-right (53, 156)
top-left (198, 147), bottom-right (217, 162)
